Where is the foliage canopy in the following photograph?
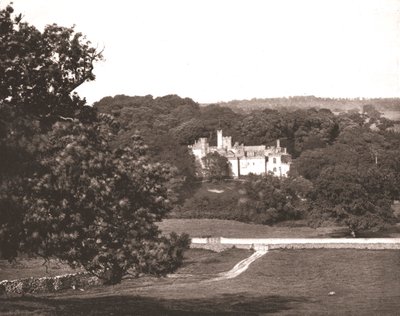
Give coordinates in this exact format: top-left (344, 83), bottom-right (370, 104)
top-left (0, 4), bottom-right (189, 284)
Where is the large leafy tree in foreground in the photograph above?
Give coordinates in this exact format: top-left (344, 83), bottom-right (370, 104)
top-left (0, 3), bottom-right (101, 186)
top-left (0, 4), bottom-right (189, 284)
top-left (0, 4), bottom-right (101, 121)
top-left (1, 3), bottom-right (102, 258)
top-left (1, 3), bottom-right (101, 259)
top-left (18, 122), bottom-right (189, 284)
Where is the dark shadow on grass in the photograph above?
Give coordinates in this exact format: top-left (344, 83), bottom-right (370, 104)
top-left (326, 224), bottom-right (400, 238)
top-left (0, 293), bottom-right (309, 315)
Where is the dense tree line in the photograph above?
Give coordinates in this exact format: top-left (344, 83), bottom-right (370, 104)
top-left (94, 94), bottom-right (398, 171)
top-left (176, 174), bottom-right (306, 225)
top-left (94, 93), bottom-right (400, 236)
top-left (93, 97), bottom-right (342, 168)
top-left (292, 125), bottom-right (400, 235)
top-left (215, 96), bottom-right (400, 114)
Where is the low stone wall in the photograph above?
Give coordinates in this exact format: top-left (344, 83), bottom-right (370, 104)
top-left (191, 237), bottom-right (400, 251)
top-left (190, 243), bottom-right (233, 252)
top-left (0, 272), bottom-right (102, 295)
top-left (267, 243), bottom-right (400, 250)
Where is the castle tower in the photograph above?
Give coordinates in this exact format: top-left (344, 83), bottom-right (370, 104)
top-left (223, 136), bottom-right (232, 150)
top-left (200, 137), bottom-right (208, 156)
top-left (217, 129), bottom-right (223, 149)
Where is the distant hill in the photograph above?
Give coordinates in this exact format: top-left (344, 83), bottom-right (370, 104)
top-left (208, 96), bottom-right (400, 117)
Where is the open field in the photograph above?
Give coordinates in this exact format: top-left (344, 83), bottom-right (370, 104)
top-left (2, 218), bottom-right (400, 314)
top-left (1, 249), bottom-right (399, 315)
top-left (158, 218), bottom-right (400, 238)
top-left (159, 219), bottom-right (340, 238)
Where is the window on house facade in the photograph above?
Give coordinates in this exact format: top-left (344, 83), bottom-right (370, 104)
top-left (273, 167), bottom-right (277, 172)
top-left (273, 158), bottom-right (276, 164)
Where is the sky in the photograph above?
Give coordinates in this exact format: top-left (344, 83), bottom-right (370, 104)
top-left (7, 0), bottom-right (400, 104)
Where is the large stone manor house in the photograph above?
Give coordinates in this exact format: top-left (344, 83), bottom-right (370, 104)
top-left (189, 130), bottom-right (291, 178)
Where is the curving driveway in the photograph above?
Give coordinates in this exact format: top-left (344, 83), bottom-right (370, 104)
top-left (208, 249), bottom-right (268, 281)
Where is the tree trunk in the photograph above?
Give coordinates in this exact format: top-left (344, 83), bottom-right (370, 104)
top-left (102, 266), bottom-right (124, 285)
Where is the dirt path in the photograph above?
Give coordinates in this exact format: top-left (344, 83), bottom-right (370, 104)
top-left (208, 249), bottom-right (268, 281)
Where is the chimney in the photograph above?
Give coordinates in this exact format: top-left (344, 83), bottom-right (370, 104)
top-left (276, 139), bottom-right (280, 148)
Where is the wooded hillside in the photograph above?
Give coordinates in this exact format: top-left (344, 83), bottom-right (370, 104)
top-left (213, 96), bottom-right (400, 116)
top-left (94, 94), bottom-right (400, 235)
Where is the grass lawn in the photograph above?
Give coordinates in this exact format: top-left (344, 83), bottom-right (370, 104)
top-left (158, 218), bottom-right (340, 238)
top-left (158, 218), bottom-right (400, 238)
top-left (1, 249), bottom-right (399, 315)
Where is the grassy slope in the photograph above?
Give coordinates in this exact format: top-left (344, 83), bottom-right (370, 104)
top-left (176, 248), bottom-right (251, 275)
top-left (159, 218), bottom-right (345, 238)
top-left (0, 248), bottom-right (250, 282)
top-left (7, 213), bottom-right (399, 282)
top-left (1, 249), bottom-right (399, 315)
top-left (160, 218), bottom-right (349, 238)
top-left (236, 249), bottom-right (400, 315)
top-left (160, 218), bottom-right (400, 238)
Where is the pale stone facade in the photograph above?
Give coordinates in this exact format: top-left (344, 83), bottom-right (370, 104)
top-left (189, 130), bottom-right (291, 178)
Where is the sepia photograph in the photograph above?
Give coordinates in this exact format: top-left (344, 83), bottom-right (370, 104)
top-left (1, 0), bottom-right (400, 315)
